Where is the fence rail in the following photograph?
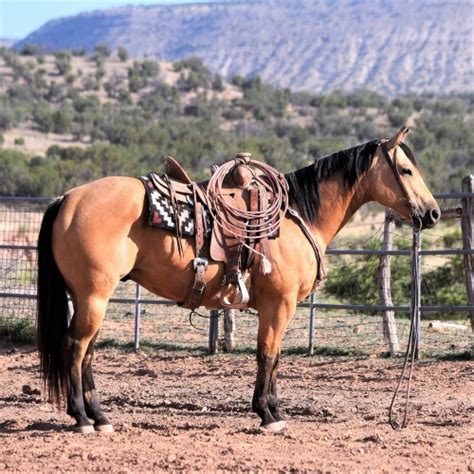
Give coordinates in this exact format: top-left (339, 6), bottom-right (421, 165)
top-left (0, 177), bottom-right (473, 357)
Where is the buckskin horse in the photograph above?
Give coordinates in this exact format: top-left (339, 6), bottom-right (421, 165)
top-left (36, 127), bottom-right (440, 433)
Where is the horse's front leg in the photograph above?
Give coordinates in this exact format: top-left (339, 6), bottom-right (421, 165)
top-left (268, 352), bottom-right (283, 422)
top-left (252, 295), bottom-right (296, 432)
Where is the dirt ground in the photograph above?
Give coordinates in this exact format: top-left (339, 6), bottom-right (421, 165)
top-left (0, 343), bottom-right (472, 473)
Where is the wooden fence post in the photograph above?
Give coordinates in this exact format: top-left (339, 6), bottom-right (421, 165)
top-left (378, 210), bottom-right (400, 356)
top-left (223, 309), bottom-right (235, 352)
top-left (208, 309), bottom-right (219, 354)
top-left (461, 176), bottom-right (474, 347)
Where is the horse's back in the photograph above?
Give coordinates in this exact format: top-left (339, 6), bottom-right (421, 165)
top-left (60, 176), bottom-right (144, 225)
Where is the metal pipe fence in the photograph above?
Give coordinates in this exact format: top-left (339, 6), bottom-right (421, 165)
top-left (0, 182), bottom-right (472, 357)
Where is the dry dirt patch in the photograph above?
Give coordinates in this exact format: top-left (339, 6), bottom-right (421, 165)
top-left (0, 344), bottom-right (472, 472)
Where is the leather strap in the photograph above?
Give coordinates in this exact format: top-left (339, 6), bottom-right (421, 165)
top-left (256, 187), bottom-right (272, 274)
top-left (379, 141), bottom-right (418, 221)
top-left (182, 257), bottom-right (208, 309)
top-left (225, 246), bottom-right (242, 284)
top-left (193, 185), bottom-right (205, 257)
top-left (182, 184), bottom-right (208, 309)
top-left (287, 207), bottom-right (326, 292)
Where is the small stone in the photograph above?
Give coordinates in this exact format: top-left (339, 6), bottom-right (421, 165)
top-left (167, 454), bottom-right (177, 463)
top-left (360, 434), bottom-right (381, 443)
top-left (22, 385), bottom-right (40, 396)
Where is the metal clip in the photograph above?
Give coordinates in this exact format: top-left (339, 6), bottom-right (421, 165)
top-left (193, 257), bottom-right (209, 270)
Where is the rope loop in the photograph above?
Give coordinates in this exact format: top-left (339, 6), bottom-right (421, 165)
top-left (206, 159), bottom-right (289, 257)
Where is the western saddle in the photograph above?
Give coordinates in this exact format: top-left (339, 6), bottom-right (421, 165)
top-left (150, 153), bottom-right (325, 310)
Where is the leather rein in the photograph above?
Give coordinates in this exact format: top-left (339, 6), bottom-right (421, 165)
top-left (379, 140), bottom-right (424, 430)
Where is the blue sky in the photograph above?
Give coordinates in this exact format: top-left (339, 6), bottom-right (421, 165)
top-left (0, 0), bottom-right (223, 39)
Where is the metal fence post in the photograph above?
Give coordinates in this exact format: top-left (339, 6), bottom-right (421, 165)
top-left (461, 176), bottom-right (474, 354)
top-left (209, 309), bottom-right (219, 354)
top-left (378, 210), bottom-right (400, 356)
top-left (134, 283), bottom-right (142, 351)
top-left (308, 292), bottom-right (316, 355)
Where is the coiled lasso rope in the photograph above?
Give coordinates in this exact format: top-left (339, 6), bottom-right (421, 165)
top-left (206, 158), bottom-right (289, 270)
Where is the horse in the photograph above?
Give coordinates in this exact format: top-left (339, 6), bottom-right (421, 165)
top-left (36, 126), bottom-right (440, 434)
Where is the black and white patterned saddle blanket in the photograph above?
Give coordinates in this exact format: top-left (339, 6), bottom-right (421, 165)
top-left (139, 174), bottom-right (211, 237)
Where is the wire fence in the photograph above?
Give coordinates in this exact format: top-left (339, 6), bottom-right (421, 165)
top-left (0, 188), bottom-right (472, 358)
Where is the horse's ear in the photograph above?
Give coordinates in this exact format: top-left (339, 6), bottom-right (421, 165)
top-left (386, 126), bottom-right (410, 150)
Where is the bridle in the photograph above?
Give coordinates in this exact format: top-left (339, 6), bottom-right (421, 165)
top-left (379, 140), bottom-right (423, 231)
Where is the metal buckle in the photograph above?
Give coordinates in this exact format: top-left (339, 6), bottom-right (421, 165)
top-left (193, 257), bottom-right (209, 270)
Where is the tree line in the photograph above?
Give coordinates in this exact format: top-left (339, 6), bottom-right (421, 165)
top-left (0, 46), bottom-right (472, 197)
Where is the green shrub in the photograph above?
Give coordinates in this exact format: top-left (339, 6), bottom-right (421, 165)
top-left (176, 57), bottom-right (211, 92)
top-left (95, 43), bottom-right (111, 58)
top-left (95, 65), bottom-right (106, 81)
top-left (54, 51), bottom-right (72, 76)
top-left (212, 74), bottom-right (224, 92)
top-left (0, 102), bottom-right (16, 130)
top-left (323, 236), bottom-right (467, 320)
top-left (72, 48), bottom-right (87, 57)
top-left (128, 60), bottom-right (160, 92)
top-left (117, 46), bottom-right (129, 62)
top-left (20, 43), bottom-right (39, 56)
top-left (0, 318), bottom-right (36, 344)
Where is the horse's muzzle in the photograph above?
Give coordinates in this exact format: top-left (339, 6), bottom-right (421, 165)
top-left (421, 206), bottom-right (441, 229)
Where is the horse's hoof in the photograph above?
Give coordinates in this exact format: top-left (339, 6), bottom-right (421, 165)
top-left (73, 424), bottom-right (95, 434)
top-left (259, 420), bottom-right (287, 433)
top-left (94, 423), bottom-right (114, 433)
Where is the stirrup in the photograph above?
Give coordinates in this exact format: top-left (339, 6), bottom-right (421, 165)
top-left (220, 271), bottom-right (249, 309)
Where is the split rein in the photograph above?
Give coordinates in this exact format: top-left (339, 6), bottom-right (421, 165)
top-left (388, 218), bottom-right (422, 430)
top-left (381, 141), bottom-right (424, 430)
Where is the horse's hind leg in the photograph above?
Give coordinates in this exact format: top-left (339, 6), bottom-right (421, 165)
top-left (82, 332), bottom-right (113, 432)
top-left (65, 296), bottom-right (110, 433)
top-left (252, 296), bottom-right (296, 432)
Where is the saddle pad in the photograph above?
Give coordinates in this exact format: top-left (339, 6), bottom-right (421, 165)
top-left (139, 174), bottom-right (211, 237)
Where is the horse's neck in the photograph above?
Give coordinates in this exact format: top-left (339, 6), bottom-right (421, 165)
top-left (311, 174), bottom-right (370, 251)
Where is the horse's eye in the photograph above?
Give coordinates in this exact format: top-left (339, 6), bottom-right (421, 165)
top-left (400, 167), bottom-right (412, 176)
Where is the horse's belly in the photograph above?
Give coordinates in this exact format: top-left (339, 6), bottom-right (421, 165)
top-left (129, 227), bottom-right (226, 306)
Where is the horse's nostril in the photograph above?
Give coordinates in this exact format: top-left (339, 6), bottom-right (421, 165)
top-left (430, 209), bottom-right (441, 222)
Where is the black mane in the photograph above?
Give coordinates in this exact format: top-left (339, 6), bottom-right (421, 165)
top-left (285, 139), bottom-right (380, 224)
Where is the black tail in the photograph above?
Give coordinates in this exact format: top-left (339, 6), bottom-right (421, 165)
top-left (37, 197), bottom-right (68, 405)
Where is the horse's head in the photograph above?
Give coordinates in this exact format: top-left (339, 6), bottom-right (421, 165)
top-left (370, 127), bottom-right (441, 229)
